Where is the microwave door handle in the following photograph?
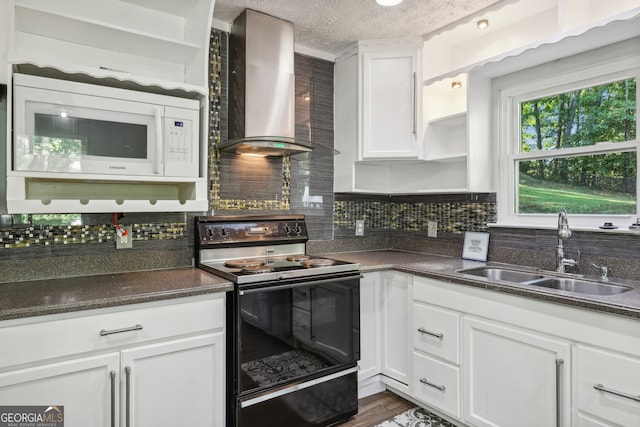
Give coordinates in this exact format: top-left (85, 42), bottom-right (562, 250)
top-left (154, 108), bottom-right (163, 175)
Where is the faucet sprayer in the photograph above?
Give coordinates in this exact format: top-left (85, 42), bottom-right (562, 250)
top-left (556, 208), bottom-right (577, 273)
top-left (558, 208), bottom-right (571, 239)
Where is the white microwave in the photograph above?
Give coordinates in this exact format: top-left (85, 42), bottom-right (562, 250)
top-left (12, 74), bottom-right (200, 178)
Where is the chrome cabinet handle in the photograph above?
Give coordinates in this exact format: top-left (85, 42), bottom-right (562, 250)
top-left (412, 72), bottom-right (417, 135)
top-left (125, 366), bottom-right (131, 427)
top-left (419, 378), bottom-right (446, 392)
top-left (100, 324), bottom-right (143, 336)
top-left (109, 371), bottom-right (116, 427)
top-left (594, 383), bottom-right (640, 402)
top-left (556, 358), bottom-right (564, 427)
top-left (154, 108), bottom-right (162, 175)
top-left (417, 327), bottom-right (443, 339)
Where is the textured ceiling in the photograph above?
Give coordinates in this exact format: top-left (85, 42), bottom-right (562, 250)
top-left (212, 0), bottom-right (506, 56)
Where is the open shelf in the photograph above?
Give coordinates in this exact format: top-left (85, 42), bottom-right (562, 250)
top-left (10, 0), bottom-right (214, 91)
top-left (5, 173), bottom-right (208, 213)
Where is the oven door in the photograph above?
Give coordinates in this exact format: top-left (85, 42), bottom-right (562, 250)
top-left (230, 273), bottom-right (361, 426)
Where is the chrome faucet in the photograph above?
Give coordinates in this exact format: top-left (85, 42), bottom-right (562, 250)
top-left (556, 208), bottom-right (578, 273)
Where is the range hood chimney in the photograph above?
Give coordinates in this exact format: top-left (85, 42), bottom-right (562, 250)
top-left (221, 9), bottom-right (312, 156)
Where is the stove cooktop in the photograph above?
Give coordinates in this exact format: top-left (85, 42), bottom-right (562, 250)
top-left (195, 215), bottom-right (360, 284)
top-left (198, 255), bottom-right (360, 285)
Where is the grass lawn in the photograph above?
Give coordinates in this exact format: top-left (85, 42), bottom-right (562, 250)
top-left (518, 173), bottom-right (636, 214)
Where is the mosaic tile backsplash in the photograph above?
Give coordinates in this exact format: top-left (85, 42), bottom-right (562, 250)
top-left (334, 193), bottom-right (497, 237)
top-left (0, 221), bottom-right (186, 249)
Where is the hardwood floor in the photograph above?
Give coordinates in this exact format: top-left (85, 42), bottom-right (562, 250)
top-left (335, 391), bottom-right (416, 427)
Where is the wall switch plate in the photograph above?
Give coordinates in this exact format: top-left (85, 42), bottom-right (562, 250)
top-left (116, 225), bottom-right (133, 249)
top-left (427, 221), bottom-right (438, 238)
top-left (355, 220), bottom-right (365, 236)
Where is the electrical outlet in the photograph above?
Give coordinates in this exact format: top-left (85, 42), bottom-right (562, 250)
top-left (116, 225), bottom-right (133, 249)
top-left (427, 221), bottom-right (438, 238)
top-left (355, 220), bottom-right (365, 236)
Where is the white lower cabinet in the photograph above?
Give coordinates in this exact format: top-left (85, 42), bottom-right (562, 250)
top-left (575, 345), bottom-right (640, 426)
top-left (380, 271), bottom-right (411, 391)
top-left (121, 334), bottom-right (223, 427)
top-left (0, 295), bottom-right (225, 427)
top-left (412, 352), bottom-right (460, 418)
top-left (463, 317), bottom-right (570, 427)
top-left (0, 353), bottom-right (119, 427)
top-left (411, 301), bottom-right (461, 418)
top-left (409, 274), bottom-right (639, 427)
top-left (358, 273), bottom-right (382, 385)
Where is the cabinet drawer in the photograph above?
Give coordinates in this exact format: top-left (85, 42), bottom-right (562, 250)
top-left (576, 345), bottom-right (640, 426)
top-left (0, 296), bottom-right (224, 369)
top-left (413, 352), bottom-right (460, 418)
top-left (413, 302), bottom-right (459, 364)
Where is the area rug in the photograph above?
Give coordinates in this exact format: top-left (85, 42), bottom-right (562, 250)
top-left (375, 406), bottom-right (455, 427)
top-left (241, 350), bottom-right (332, 387)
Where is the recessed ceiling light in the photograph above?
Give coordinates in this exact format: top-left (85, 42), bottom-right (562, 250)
top-left (476, 19), bottom-right (489, 29)
top-left (451, 81), bottom-right (463, 89)
top-left (376, 0), bottom-right (403, 6)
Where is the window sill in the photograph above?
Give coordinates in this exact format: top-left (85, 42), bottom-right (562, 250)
top-left (489, 222), bottom-right (640, 235)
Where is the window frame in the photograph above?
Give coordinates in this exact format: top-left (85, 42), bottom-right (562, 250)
top-left (494, 41), bottom-right (640, 230)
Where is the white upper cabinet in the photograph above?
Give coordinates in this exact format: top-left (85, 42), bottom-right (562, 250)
top-left (334, 40), bottom-right (423, 193)
top-left (361, 46), bottom-right (421, 159)
top-left (335, 39), bottom-right (422, 161)
top-left (8, 0), bottom-right (215, 93)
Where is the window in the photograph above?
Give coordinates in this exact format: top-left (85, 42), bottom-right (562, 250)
top-left (496, 40), bottom-right (640, 229)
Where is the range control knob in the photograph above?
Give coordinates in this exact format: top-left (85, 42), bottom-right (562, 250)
top-left (293, 223), bottom-right (302, 235)
top-left (284, 224), bottom-right (292, 235)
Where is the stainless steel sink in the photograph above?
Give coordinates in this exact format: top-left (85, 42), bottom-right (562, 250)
top-left (526, 277), bottom-right (632, 296)
top-left (458, 266), bottom-right (633, 296)
top-left (458, 267), bottom-right (546, 283)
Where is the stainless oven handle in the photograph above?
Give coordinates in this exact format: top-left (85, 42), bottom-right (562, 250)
top-left (239, 274), bottom-right (363, 295)
top-left (154, 108), bottom-right (162, 175)
top-left (240, 366), bottom-right (359, 408)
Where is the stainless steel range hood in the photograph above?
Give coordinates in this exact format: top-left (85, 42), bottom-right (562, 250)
top-left (221, 9), bottom-right (312, 156)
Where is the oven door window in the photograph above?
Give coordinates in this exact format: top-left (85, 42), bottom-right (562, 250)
top-left (238, 278), bottom-right (359, 395)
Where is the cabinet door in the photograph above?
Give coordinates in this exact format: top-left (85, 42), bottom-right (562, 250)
top-left (0, 353), bottom-right (120, 427)
top-left (413, 352), bottom-right (460, 418)
top-left (575, 345), bottom-right (640, 426)
top-left (358, 273), bottom-right (381, 382)
top-left (463, 317), bottom-right (570, 427)
top-left (380, 272), bottom-right (410, 386)
top-left (362, 48), bottom-right (420, 159)
top-left (121, 333), bottom-right (224, 427)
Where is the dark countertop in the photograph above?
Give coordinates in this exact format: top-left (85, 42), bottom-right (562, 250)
top-left (3, 250), bottom-right (639, 322)
top-left (0, 268), bottom-right (233, 321)
top-left (321, 250), bottom-right (640, 320)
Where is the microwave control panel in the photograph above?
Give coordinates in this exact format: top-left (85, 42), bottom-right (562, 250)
top-left (166, 119), bottom-right (192, 162)
top-left (164, 106), bottom-right (199, 178)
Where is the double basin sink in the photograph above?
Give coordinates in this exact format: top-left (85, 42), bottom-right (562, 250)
top-left (457, 267), bottom-right (632, 296)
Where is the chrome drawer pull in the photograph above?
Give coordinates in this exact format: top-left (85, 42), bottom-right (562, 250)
top-left (594, 383), bottom-right (640, 402)
top-left (125, 366), bottom-right (132, 427)
top-left (556, 358), bottom-right (564, 427)
top-left (100, 324), bottom-right (143, 336)
top-left (417, 327), bottom-right (443, 339)
top-left (420, 378), bottom-right (446, 392)
top-left (109, 371), bottom-right (116, 427)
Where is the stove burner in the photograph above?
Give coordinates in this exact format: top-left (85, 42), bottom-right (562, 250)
top-left (242, 264), bottom-right (274, 274)
top-left (224, 259), bottom-right (265, 269)
top-left (286, 254), bottom-right (311, 262)
top-left (302, 258), bottom-right (336, 268)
